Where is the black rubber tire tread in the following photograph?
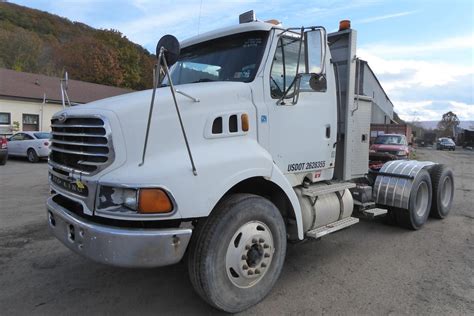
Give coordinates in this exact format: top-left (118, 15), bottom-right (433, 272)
top-left (429, 164), bottom-right (454, 219)
top-left (383, 208), bottom-right (398, 226)
top-left (396, 169), bottom-right (432, 230)
top-left (27, 148), bottom-right (39, 163)
top-left (0, 154), bottom-right (7, 165)
top-left (187, 193), bottom-right (287, 313)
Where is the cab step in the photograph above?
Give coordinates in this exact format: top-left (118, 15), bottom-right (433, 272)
top-left (302, 182), bottom-right (356, 197)
top-left (306, 217), bottom-right (359, 239)
top-left (362, 208), bottom-right (388, 218)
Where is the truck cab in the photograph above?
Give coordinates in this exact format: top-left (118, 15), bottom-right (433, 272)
top-left (46, 12), bottom-right (454, 313)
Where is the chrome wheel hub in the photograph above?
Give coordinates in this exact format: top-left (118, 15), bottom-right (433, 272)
top-left (225, 221), bottom-right (274, 288)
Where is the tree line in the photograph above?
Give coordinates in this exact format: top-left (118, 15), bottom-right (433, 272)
top-left (0, 2), bottom-right (155, 90)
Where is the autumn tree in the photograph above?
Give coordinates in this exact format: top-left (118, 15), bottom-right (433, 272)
top-left (437, 111), bottom-right (460, 137)
top-left (56, 37), bottom-right (124, 86)
top-left (0, 2), bottom-right (155, 90)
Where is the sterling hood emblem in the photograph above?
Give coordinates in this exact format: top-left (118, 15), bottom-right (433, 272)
top-left (58, 113), bottom-right (67, 123)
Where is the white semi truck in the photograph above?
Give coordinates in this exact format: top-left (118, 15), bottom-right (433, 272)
top-left (46, 12), bottom-right (455, 313)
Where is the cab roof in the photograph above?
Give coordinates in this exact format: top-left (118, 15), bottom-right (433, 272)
top-left (181, 21), bottom-right (280, 48)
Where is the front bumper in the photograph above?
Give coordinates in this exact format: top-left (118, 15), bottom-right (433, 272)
top-left (46, 196), bottom-right (192, 268)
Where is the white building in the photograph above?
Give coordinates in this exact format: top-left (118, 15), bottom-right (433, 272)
top-left (0, 68), bottom-right (132, 134)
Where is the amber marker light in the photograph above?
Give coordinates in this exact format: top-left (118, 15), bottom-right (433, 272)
top-left (339, 20), bottom-right (351, 31)
top-left (241, 113), bottom-right (249, 132)
top-left (138, 188), bottom-right (173, 214)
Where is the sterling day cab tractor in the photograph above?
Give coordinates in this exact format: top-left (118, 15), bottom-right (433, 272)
top-left (46, 12), bottom-right (455, 313)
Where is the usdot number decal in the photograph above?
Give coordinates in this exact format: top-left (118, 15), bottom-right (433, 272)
top-left (287, 160), bottom-right (326, 172)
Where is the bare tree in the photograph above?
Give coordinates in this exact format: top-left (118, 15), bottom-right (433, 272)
top-left (437, 111), bottom-right (460, 137)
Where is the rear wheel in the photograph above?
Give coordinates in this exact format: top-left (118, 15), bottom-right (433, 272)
top-left (27, 148), bottom-right (39, 163)
top-left (187, 194), bottom-right (287, 313)
top-left (429, 164), bottom-right (454, 219)
top-left (396, 169), bottom-right (432, 230)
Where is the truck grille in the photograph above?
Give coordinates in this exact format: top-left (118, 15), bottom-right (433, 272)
top-left (50, 116), bottom-right (114, 174)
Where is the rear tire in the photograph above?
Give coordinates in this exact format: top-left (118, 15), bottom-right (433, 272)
top-left (429, 164), bottom-right (454, 219)
top-left (187, 194), bottom-right (287, 313)
top-left (27, 148), bottom-right (39, 163)
top-left (396, 169), bottom-right (432, 230)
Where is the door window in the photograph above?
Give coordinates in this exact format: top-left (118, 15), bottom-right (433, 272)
top-left (10, 133), bottom-right (24, 141)
top-left (270, 36), bottom-right (305, 99)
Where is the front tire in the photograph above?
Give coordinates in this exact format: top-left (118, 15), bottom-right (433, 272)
top-left (27, 148), bottom-right (39, 163)
top-left (187, 194), bottom-right (287, 313)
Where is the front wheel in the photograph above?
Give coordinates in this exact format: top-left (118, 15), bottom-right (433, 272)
top-left (187, 194), bottom-right (287, 313)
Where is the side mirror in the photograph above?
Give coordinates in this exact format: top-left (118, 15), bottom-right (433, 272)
top-left (304, 29), bottom-right (326, 75)
top-left (156, 34), bottom-right (180, 66)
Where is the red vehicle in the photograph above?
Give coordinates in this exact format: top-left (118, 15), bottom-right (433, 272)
top-left (0, 136), bottom-right (8, 165)
top-left (370, 133), bottom-right (410, 159)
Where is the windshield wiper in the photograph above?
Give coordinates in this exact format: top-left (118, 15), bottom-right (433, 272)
top-left (191, 78), bottom-right (216, 83)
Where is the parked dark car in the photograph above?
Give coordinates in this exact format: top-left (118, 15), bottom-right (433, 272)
top-left (436, 138), bottom-right (456, 151)
top-left (0, 136), bottom-right (8, 165)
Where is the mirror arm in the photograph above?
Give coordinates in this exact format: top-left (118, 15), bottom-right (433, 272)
top-left (276, 74), bottom-right (300, 105)
top-left (292, 27), bottom-right (304, 105)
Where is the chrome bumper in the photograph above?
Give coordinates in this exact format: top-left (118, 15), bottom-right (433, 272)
top-left (46, 196), bottom-right (192, 268)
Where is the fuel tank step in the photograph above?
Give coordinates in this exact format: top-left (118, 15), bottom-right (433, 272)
top-left (306, 217), bottom-right (359, 239)
top-left (362, 208), bottom-right (388, 218)
top-left (302, 182), bottom-right (356, 197)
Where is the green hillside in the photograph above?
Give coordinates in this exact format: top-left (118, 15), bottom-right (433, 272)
top-left (0, 2), bottom-right (155, 90)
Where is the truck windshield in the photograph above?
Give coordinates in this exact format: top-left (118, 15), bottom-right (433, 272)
top-left (374, 135), bottom-right (403, 145)
top-left (164, 31), bottom-right (269, 85)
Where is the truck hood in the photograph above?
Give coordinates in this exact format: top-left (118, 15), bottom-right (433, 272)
top-left (73, 81), bottom-right (252, 115)
top-left (55, 81), bottom-right (257, 174)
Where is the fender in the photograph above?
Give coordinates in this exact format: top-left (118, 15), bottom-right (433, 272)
top-left (269, 164), bottom-right (304, 240)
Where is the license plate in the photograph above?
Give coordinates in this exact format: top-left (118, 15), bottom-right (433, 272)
top-left (50, 174), bottom-right (88, 196)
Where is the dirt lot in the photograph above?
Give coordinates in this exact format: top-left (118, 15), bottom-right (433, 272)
top-left (0, 148), bottom-right (473, 315)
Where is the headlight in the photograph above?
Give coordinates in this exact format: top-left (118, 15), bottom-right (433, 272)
top-left (97, 186), bottom-right (173, 214)
top-left (369, 149), bottom-right (376, 153)
top-left (397, 150), bottom-right (407, 156)
top-left (98, 186), bottom-right (138, 211)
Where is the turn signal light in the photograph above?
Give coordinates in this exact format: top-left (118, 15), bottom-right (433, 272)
top-left (138, 188), bottom-right (173, 214)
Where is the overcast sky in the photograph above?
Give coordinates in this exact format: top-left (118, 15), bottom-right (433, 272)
top-left (13, 0), bottom-right (474, 121)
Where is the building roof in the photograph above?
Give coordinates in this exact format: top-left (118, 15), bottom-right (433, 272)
top-left (0, 68), bottom-right (132, 104)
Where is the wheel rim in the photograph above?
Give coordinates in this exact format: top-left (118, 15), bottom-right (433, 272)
top-left (440, 176), bottom-right (453, 208)
top-left (225, 221), bottom-right (274, 288)
top-left (28, 151), bottom-right (33, 161)
top-left (415, 181), bottom-right (429, 217)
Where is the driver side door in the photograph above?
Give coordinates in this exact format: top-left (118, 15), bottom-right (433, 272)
top-left (264, 33), bottom-right (337, 182)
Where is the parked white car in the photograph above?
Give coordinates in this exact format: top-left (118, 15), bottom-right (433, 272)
top-left (8, 131), bottom-right (51, 162)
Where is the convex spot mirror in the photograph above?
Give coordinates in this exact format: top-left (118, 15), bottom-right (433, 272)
top-left (156, 34), bottom-right (180, 66)
top-left (304, 29), bottom-right (326, 76)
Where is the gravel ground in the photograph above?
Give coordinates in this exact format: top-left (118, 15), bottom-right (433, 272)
top-left (0, 148), bottom-right (473, 315)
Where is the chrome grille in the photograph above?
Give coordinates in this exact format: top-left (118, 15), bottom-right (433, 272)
top-left (50, 116), bottom-right (114, 175)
